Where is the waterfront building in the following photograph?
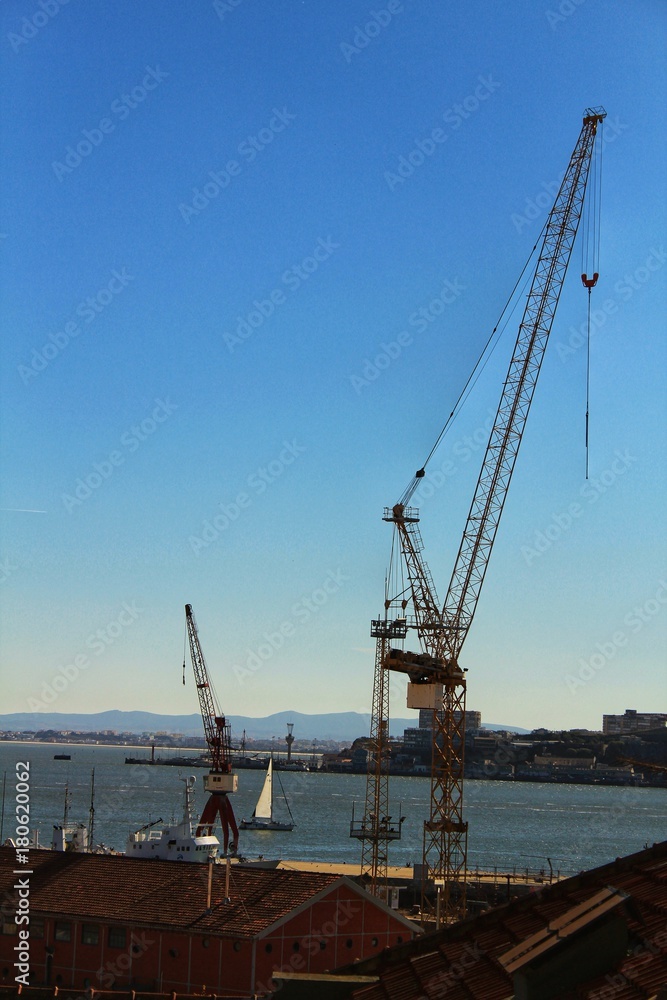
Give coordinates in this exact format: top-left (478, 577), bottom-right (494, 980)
top-left (603, 709), bottom-right (667, 735)
top-left (0, 848), bottom-right (417, 996)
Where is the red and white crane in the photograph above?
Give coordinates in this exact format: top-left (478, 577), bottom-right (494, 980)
top-left (184, 603), bottom-right (239, 853)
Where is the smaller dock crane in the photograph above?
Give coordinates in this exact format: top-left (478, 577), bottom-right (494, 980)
top-left (184, 603), bottom-right (239, 853)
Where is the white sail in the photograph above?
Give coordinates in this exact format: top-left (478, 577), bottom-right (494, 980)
top-left (253, 758), bottom-right (273, 820)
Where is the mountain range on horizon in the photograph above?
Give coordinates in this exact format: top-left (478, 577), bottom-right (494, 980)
top-left (0, 709), bottom-right (529, 742)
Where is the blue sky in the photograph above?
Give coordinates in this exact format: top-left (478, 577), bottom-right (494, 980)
top-left (1, 0), bottom-right (665, 733)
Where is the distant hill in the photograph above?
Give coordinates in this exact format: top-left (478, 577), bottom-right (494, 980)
top-left (0, 710), bottom-right (528, 742)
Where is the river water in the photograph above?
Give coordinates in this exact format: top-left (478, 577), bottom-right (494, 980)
top-left (1, 743), bottom-right (664, 877)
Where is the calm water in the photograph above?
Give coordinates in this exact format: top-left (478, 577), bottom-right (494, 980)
top-left (1, 742), bottom-right (664, 876)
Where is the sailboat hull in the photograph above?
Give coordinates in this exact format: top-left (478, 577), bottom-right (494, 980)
top-left (241, 757), bottom-right (295, 831)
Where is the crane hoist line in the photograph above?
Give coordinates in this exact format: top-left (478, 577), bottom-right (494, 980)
top-left (184, 603), bottom-right (239, 854)
top-left (355, 107), bottom-right (607, 926)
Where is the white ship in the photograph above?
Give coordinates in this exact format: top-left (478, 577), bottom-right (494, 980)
top-left (126, 775), bottom-right (220, 862)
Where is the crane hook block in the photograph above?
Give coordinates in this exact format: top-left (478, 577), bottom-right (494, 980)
top-left (581, 272), bottom-right (599, 289)
top-left (415, 469), bottom-right (425, 478)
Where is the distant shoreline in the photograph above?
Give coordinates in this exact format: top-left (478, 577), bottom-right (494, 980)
top-left (0, 739), bottom-right (206, 753)
top-left (0, 739), bottom-right (661, 789)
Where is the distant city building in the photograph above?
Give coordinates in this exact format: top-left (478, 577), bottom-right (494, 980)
top-left (603, 710), bottom-right (667, 735)
top-left (418, 708), bottom-right (482, 731)
top-left (403, 728), bottom-right (432, 752)
top-left (533, 755), bottom-right (595, 770)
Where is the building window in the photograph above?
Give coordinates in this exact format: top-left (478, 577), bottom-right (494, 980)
top-left (54, 922), bottom-right (71, 942)
top-left (371, 937), bottom-right (378, 947)
top-left (233, 941), bottom-right (242, 953)
top-left (1, 922), bottom-right (17, 936)
top-left (30, 920), bottom-right (44, 940)
top-left (346, 939), bottom-right (353, 949)
top-left (292, 941), bottom-right (300, 952)
top-left (108, 927), bottom-right (126, 949)
top-left (265, 944), bottom-right (272, 954)
top-left (81, 924), bottom-right (99, 946)
top-left (319, 940), bottom-right (327, 951)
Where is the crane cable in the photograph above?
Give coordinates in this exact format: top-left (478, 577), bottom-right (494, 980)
top-left (182, 624), bottom-right (187, 685)
top-left (399, 217), bottom-right (550, 508)
top-left (581, 131), bottom-right (603, 480)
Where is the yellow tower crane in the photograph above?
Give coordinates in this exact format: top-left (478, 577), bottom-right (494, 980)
top-left (354, 107), bottom-right (607, 925)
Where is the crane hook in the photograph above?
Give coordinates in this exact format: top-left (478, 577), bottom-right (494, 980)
top-left (581, 272), bottom-right (599, 289)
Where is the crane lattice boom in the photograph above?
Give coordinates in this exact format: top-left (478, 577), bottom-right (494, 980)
top-left (441, 107), bottom-right (606, 659)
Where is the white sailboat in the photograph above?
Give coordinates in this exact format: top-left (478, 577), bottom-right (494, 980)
top-left (239, 757), bottom-right (295, 831)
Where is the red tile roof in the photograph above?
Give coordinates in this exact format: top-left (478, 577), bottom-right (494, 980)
top-left (0, 847), bottom-right (340, 938)
top-left (335, 841), bottom-right (667, 1000)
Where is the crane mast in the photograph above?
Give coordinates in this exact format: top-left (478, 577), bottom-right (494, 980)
top-left (359, 107), bottom-right (606, 924)
top-left (184, 603), bottom-right (239, 853)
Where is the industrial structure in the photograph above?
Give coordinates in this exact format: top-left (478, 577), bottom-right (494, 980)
top-left (184, 603), bottom-right (239, 853)
top-left (354, 108), bottom-right (607, 925)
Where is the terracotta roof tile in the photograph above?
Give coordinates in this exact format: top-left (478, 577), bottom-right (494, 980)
top-left (0, 846), bottom-right (339, 938)
top-left (341, 841), bottom-right (667, 1000)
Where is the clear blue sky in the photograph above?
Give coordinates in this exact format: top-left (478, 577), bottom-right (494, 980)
top-left (1, 0), bottom-right (665, 732)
